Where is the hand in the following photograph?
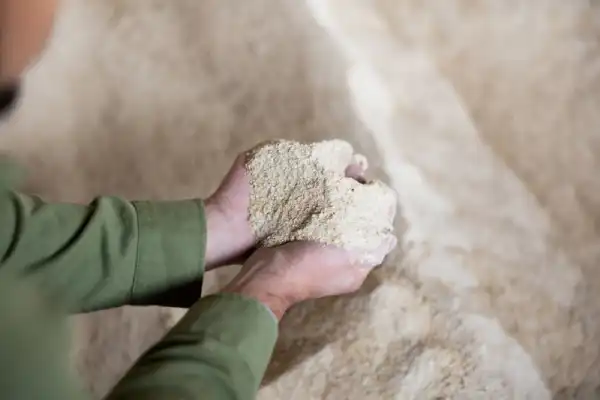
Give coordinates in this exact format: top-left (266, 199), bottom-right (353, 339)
top-left (204, 155), bottom-right (254, 269)
top-left (222, 238), bottom-right (397, 320)
top-left (203, 142), bottom-right (372, 269)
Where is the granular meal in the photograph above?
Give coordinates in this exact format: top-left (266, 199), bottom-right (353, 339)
top-left (246, 139), bottom-right (396, 263)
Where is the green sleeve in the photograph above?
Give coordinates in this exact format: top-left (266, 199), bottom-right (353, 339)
top-left (0, 163), bottom-right (207, 312)
top-left (0, 271), bottom-right (88, 400)
top-left (106, 293), bottom-right (278, 400)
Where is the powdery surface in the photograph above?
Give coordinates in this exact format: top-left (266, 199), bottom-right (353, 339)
top-left (1, 0), bottom-right (600, 398)
top-left (247, 139), bottom-right (396, 262)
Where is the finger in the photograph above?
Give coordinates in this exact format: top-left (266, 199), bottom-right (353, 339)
top-left (231, 153), bottom-right (247, 176)
top-left (311, 139), bottom-right (354, 175)
top-left (349, 153), bottom-right (369, 174)
top-left (344, 153), bottom-right (369, 182)
top-left (345, 164), bottom-right (366, 183)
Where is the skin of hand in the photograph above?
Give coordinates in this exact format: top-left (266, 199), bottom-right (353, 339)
top-left (222, 240), bottom-right (397, 320)
top-left (203, 145), bottom-right (380, 270)
top-left (204, 155), bottom-right (255, 269)
top-left (212, 143), bottom-right (398, 319)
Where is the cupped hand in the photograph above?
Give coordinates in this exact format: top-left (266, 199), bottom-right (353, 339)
top-left (223, 238), bottom-right (397, 320)
top-left (203, 141), bottom-right (371, 269)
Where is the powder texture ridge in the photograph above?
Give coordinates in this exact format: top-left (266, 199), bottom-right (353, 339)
top-left (246, 139), bottom-right (396, 262)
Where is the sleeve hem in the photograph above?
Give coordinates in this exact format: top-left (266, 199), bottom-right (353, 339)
top-left (130, 199), bottom-right (207, 306)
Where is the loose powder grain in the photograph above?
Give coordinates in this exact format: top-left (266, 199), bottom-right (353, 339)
top-left (246, 139), bottom-right (397, 263)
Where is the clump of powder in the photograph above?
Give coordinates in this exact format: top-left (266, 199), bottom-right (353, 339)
top-left (246, 139), bottom-right (396, 262)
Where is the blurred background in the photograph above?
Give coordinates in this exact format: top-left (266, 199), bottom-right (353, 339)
top-left (2, 0), bottom-right (600, 398)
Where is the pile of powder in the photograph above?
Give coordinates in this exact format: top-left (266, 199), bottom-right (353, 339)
top-left (246, 139), bottom-right (396, 262)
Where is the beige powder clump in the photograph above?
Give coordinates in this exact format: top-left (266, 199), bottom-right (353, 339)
top-left (246, 139), bottom-right (396, 262)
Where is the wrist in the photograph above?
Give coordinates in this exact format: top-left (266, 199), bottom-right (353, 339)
top-left (222, 285), bottom-right (293, 321)
top-left (203, 199), bottom-right (227, 269)
top-left (203, 196), bottom-right (255, 270)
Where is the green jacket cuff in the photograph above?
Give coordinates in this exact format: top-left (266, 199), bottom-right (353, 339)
top-left (131, 199), bottom-right (206, 307)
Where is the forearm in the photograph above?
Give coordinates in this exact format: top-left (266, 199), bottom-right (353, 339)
top-left (106, 293), bottom-right (278, 400)
top-left (0, 186), bottom-right (208, 312)
top-left (0, 271), bottom-right (88, 400)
